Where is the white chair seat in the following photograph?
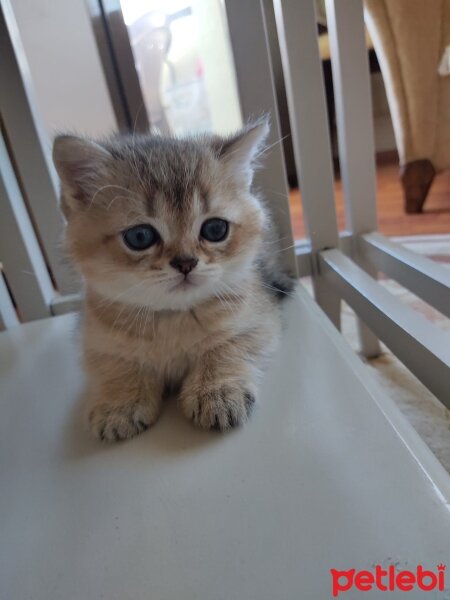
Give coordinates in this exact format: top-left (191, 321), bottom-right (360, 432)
top-left (1, 286), bottom-right (450, 599)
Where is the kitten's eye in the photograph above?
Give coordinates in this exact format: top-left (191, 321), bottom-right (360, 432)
top-left (200, 218), bottom-right (229, 242)
top-left (122, 224), bottom-right (159, 251)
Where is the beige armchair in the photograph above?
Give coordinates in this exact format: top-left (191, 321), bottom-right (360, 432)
top-left (364, 0), bottom-right (450, 213)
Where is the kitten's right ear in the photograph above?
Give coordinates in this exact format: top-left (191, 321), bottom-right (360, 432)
top-left (52, 135), bottom-right (112, 214)
top-left (217, 117), bottom-right (270, 187)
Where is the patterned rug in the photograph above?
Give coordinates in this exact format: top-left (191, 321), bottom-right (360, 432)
top-left (304, 234), bottom-right (450, 473)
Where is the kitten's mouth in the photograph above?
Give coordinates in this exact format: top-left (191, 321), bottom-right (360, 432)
top-left (170, 276), bottom-right (198, 291)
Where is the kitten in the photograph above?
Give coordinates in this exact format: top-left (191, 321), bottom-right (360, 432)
top-left (52, 119), bottom-right (294, 441)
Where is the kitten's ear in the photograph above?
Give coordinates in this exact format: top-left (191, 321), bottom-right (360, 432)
top-left (52, 135), bottom-right (112, 214)
top-left (218, 118), bottom-right (270, 186)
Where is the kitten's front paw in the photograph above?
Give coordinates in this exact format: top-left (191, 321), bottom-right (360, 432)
top-left (87, 400), bottom-right (158, 442)
top-left (181, 384), bottom-right (256, 431)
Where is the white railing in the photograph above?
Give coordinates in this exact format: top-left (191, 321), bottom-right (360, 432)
top-left (1, 0), bottom-right (80, 328)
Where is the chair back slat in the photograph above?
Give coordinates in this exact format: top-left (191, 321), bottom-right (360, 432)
top-left (274, 0), bottom-right (339, 254)
top-left (0, 268), bottom-right (19, 329)
top-left (0, 1), bottom-right (76, 295)
top-left (326, 0), bottom-right (378, 234)
top-left (225, 0), bottom-right (298, 276)
top-left (0, 133), bottom-right (54, 322)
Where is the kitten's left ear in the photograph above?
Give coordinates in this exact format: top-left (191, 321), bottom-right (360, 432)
top-left (218, 117), bottom-right (270, 186)
top-left (52, 135), bottom-right (112, 216)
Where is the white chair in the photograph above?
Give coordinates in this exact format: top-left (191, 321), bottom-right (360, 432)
top-left (1, 1), bottom-right (450, 597)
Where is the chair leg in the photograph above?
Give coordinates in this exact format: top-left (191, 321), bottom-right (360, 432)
top-left (400, 159), bottom-right (435, 214)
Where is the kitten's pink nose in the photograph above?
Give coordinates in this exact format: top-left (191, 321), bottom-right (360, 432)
top-left (170, 256), bottom-right (198, 275)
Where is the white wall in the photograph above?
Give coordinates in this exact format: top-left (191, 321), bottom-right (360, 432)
top-left (10, 0), bottom-right (117, 140)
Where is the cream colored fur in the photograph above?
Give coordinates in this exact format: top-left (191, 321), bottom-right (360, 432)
top-left (53, 122), bottom-right (291, 441)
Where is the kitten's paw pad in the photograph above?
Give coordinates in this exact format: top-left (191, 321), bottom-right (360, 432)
top-left (184, 385), bottom-right (256, 431)
top-left (87, 402), bottom-right (157, 442)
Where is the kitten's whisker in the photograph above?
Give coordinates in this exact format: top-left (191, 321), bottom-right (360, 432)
top-left (129, 103), bottom-right (149, 191)
top-left (255, 134), bottom-right (290, 160)
top-left (95, 278), bottom-right (158, 322)
top-left (106, 195), bottom-right (138, 210)
top-left (127, 302), bottom-right (149, 338)
top-left (132, 102), bottom-right (145, 138)
top-left (229, 276), bottom-right (294, 300)
top-left (137, 304), bottom-right (147, 338)
top-left (264, 234), bottom-right (292, 246)
top-left (94, 271), bottom-right (174, 312)
top-left (214, 294), bottom-right (226, 312)
top-left (151, 311), bottom-right (156, 338)
top-left (110, 300), bottom-right (135, 333)
top-left (123, 305), bottom-right (140, 337)
top-left (219, 281), bottom-right (251, 311)
top-left (143, 305), bottom-right (152, 339)
top-left (219, 294), bottom-right (237, 317)
top-left (225, 298), bottom-right (239, 318)
top-left (271, 242), bottom-right (298, 255)
top-left (94, 278), bottom-right (150, 311)
top-left (142, 305), bottom-right (152, 338)
top-left (214, 291), bottom-right (234, 316)
top-left (265, 188), bottom-right (290, 200)
top-left (215, 285), bottom-right (244, 317)
top-left (88, 184), bottom-right (134, 210)
top-left (260, 281), bottom-right (295, 298)
top-left (132, 303), bottom-right (142, 338)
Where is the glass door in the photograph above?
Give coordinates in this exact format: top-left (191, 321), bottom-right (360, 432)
top-left (93, 0), bottom-right (242, 136)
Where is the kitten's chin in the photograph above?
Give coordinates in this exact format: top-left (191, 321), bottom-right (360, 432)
top-left (169, 278), bottom-right (198, 293)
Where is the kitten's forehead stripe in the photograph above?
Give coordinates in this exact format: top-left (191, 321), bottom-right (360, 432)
top-left (106, 136), bottom-right (210, 214)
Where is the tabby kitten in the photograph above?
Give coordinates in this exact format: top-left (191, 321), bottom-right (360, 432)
top-left (53, 120), bottom-right (294, 441)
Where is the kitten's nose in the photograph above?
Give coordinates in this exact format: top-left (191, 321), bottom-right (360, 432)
top-left (170, 255), bottom-right (198, 275)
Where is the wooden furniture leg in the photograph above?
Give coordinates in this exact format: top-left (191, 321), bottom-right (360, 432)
top-left (400, 159), bottom-right (436, 214)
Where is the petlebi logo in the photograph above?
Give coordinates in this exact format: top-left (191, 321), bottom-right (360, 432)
top-left (330, 564), bottom-right (446, 597)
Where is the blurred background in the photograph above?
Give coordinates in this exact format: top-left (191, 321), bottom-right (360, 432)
top-left (6, 0), bottom-right (450, 242)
